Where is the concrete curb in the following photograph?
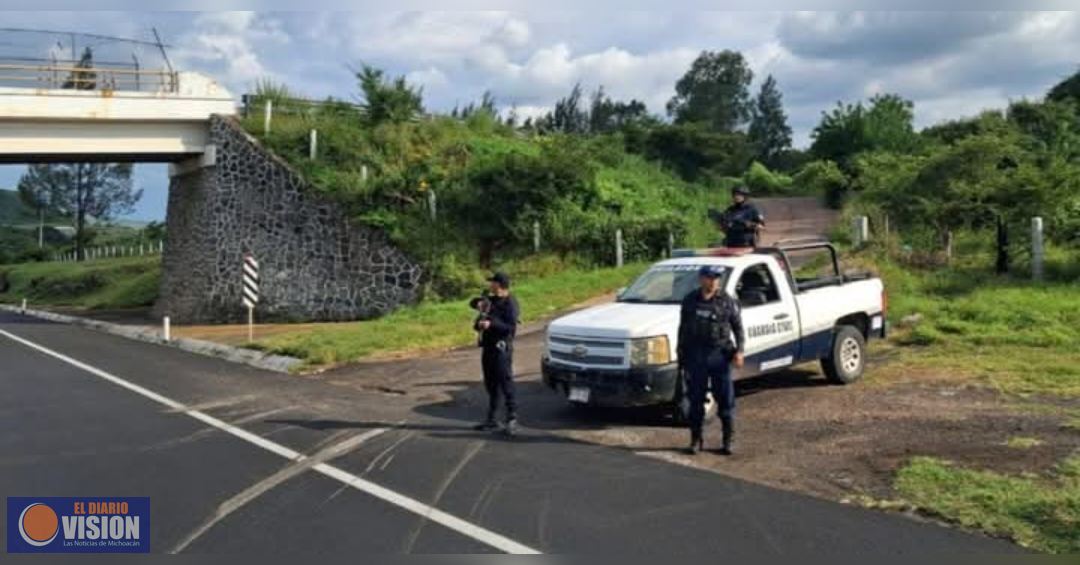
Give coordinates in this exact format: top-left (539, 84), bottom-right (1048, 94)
top-left (0, 304), bottom-right (303, 374)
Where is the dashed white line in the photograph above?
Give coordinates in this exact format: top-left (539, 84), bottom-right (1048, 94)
top-left (0, 327), bottom-right (541, 555)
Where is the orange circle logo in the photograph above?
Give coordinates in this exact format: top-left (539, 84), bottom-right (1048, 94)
top-left (19, 503), bottom-right (59, 546)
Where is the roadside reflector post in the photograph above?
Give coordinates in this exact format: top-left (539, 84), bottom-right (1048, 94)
top-left (21, 298), bottom-right (27, 314)
top-left (309, 129), bottom-right (318, 160)
top-left (242, 254), bottom-right (260, 343)
top-left (533, 221), bottom-right (541, 253)
top-left (163, 316), bottom-right (171, 342)
top-left (264, 100), bottom-right (273, 135)
top-left (615, 229), bottom-right (624, 268)
top-left (668, 231), bottom-right (675, 258)
top-left (1032, 217), bottom-right (1044, 282)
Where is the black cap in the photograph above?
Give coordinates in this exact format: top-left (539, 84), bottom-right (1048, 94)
top-left (488, 272), bottom-right (511, 288)
top-left (732, 186), bottom-right (750, 196)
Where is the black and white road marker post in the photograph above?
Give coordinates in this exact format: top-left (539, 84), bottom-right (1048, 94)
top-left (242, 254), bottom-right (260, 342)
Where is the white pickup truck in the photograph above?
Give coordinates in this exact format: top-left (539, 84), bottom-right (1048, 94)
top-left (541, 241), bottom-right (887, 419)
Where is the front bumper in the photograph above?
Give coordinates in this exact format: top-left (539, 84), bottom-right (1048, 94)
top-left (541, 358), bottom-right (680, 408)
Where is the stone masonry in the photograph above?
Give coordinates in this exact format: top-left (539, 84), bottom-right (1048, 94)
top-left (155, 116), bottom-right (421, 323)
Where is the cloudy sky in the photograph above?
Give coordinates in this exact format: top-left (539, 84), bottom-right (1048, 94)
top-left (1, 11), bottom-right (1078, 221)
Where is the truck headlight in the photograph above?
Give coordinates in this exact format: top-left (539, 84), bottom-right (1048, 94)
top-left (630, 336), bottom-right (671, 366)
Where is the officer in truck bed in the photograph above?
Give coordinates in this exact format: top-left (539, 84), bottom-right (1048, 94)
top-left (714, 186), bottom-right (765, 248)
top-left (677, 265), bottom-right (746, 455)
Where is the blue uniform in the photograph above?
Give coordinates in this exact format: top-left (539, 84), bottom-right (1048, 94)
top-left (678, 289), bottom-right (745, 446)
top-left (721, 202), bottom-right (765, 247)
top-left (476, 295), bottom-right (520, 424)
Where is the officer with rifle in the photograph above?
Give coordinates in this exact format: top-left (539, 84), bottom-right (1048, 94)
top-left (709, 186), bottom-right (766, 248)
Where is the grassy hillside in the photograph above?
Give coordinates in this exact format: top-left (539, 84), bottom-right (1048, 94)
top-left (240, 110), bottom-right (721, 299)
top-left (0, 256), bottom-right (160, 309)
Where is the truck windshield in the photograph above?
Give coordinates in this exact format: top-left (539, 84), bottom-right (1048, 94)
top-left (618, 265), bottom-right (730, 304)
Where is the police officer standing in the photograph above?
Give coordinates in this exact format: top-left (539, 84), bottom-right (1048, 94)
top-left (473, 272), bottom-right (521, 437)
top-left (677, 266), bottom-right (746, 455)
top-left (720, 186), bottom-right (766, 248)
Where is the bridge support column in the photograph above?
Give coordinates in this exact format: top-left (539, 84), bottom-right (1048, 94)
top-left (154, 116), bottom-right (422, 324)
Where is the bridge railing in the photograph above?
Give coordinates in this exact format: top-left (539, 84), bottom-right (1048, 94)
top-left (0, 61), bottom-right (179, 93)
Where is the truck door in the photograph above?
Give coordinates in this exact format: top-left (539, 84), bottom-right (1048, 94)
top-left (730, 262), bottom-right (799, 375)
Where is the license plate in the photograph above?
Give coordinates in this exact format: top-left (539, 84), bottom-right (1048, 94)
top-left (568, 386), bottom-right (591, 403)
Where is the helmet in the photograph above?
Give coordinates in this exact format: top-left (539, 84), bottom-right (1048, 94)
top-left (732, 186), bottom-right (750, 196)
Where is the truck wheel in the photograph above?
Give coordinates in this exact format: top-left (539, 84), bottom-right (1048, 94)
top-left (821, 325), bottom-right (866, 384)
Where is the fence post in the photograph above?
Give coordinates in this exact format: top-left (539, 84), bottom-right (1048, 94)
top-left (852, 216), bottom-right (869, 246)
top-left (1032, 217), bottom-right (1044, 281)
top-left (309, 129), bottom-right (318, 160)
top-left (427, 189), bottom-right (437, 222)
top-left (263, 100), bottom-right (273, 135)
top-left (615, 229), bottom-right (624, 268)
top-left (533, 221), bottom-right (541, 253)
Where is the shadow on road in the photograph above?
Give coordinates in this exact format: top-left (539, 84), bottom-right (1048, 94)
top-left (407, 364), bottom-right (833, 436)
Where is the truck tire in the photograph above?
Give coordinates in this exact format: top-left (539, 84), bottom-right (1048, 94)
top-left (821, 325), bottom-right (866, 385)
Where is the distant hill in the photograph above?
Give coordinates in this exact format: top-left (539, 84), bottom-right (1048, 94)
top-left (0, 189), bottom-right (39, 225)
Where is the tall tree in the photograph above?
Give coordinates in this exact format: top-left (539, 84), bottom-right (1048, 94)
top-left (810, 93), bottom-right (917, 170)
top-left (748, 75), bottom-right (793, 168)
top-left (356, 64), bottom-right (424, 126)
top-left (588, 86), bottom-right (652, 134)
top-left (18, 164), bottom-right (140, 260)
top-left (16, 172), bottom-right (52, 249)
top-left (542, 83), bottom-right (589, 134)
top-left (1047, 68), bottom-right (1080, 106)
top-left (666, 50), bottom-right (754, 133)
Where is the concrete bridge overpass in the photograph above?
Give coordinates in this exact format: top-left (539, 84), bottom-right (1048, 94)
top-left (0, 64), bottom-right (234, 172)
top-left (0, 62), bottom-right (421, 323)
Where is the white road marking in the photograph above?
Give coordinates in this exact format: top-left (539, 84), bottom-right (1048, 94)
top-left (170, 427), bottom-right (390, 554)
top-left (0, 328), bottom-right (542, 555)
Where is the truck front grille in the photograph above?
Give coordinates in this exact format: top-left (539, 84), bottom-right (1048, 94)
top-left (547, 333), bottom-right (627, 368)
top-left (550, 351), bottom-right (624, 365)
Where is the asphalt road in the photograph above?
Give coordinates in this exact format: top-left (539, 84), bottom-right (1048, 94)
top-left (0, 311), bottom-right (1023, 554)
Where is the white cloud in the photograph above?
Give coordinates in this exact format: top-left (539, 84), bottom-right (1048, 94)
top-left (172, 11), bottom-right (291, 93)
top-left (488, 44), bottom-right (698, 113)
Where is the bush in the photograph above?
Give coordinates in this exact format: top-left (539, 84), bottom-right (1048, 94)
top-left (30, 271), bottom-right (106, 299)
top-left (794, 160), bottom-right (849, 208)
top-left (743, 161), bottom-right (793, 195)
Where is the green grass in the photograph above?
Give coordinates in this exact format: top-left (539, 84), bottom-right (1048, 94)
top-left (896, 456), bottom-right (1080, 553)
top-left (0, 256), bottom-right (161, 309)
top-left (854, 245), bottom-right (1080, 398)
top-left (262, 262), bottom-right (648, 366)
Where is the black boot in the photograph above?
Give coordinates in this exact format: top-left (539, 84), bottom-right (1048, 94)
top-left (473, 412), bottom-right (498, 431)
top-left (686, 431), bottom-right (703, 455)
top-left (718, 417), bottom-right (734, 456)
